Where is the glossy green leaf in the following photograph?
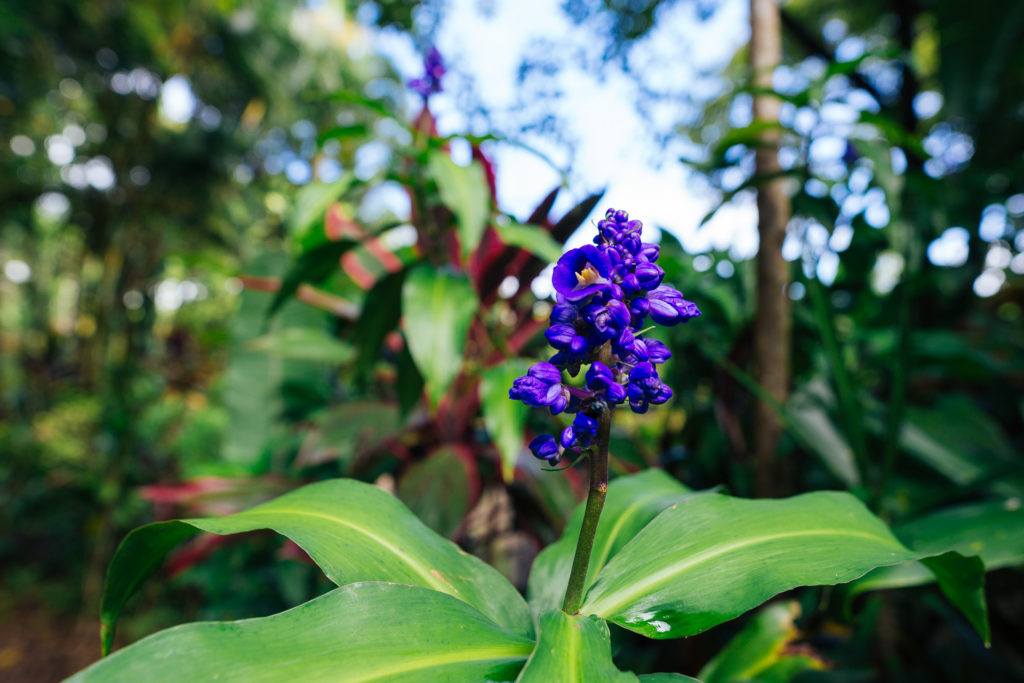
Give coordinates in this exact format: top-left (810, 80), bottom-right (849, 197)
top-left (638, 675), bottom-right (702, 683)
top-left (78, 583), bottom-right (534, 682)
top-left (429, 152), bottom-right (490, 259)
top-left (921, 552), bottom-right (989, 645)
top-left (100, 479), bottom-right (531, 653)
top-left (401, 264), bottom-right (478, 407)
top-left (517, 611), bottom-right (635, 682)
top-left (249, 326), bottom-right (355, 364)
top-left (398, 446), bottom-right (474, 538)
top-left (581, 491), bottom-right (918, 638)
top-left (698, 601), bottom-right (802, 683)
top-left (528, 470), bottom-right (691, 615)
top-left (850, 499), bottom-right (1024, 592)
top-left (480, 360), bottom-right (532, 481)
top-left (494, 222), bottom-right (563, 263)
top-left (849, 499), bottom-right (1023, 641)
top-left (352, 269), bottom-right (405, 379)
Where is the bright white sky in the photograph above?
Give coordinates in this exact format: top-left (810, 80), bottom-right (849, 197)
top-left (370, 0), bottom-right (760, 261)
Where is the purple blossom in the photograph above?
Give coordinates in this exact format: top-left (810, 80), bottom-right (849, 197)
top-left (508, 208), bottom-right (700, 464)
top-left (552, 245), bottom-right (612, 302)
top-left (408, 47), bottom-right (445, 98)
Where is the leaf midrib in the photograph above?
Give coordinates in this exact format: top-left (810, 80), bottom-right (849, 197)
top-left (583, 527), bottom-right (907, 617)
top-left (228, 508), bottom-right (454, 595)
top-left (587, 490), bottom-right (682, 584)
top-left (350, 644), bottom-right (532, 682)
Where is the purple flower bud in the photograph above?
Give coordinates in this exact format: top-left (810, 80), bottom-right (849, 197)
top-left (586, 361), bottom-right (626, 404)
top-left (561, 412), bottom-right (599, 448)
top-left (634, 262), bottom-right (664, 291)
top-left (647, 285), bottom-right (701, 326)
top-left (529, 434), bottom-right (560, 463)
top-left (550, 303), bottom-right (577, 324)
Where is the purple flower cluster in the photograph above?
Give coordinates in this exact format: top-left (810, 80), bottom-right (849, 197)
top-left (407, 47), bottom-right (445, 99)
top-left (509, 208), bottom-right (701, 465)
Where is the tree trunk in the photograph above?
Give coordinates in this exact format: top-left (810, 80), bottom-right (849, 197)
top-left (749, 0), bottom-right (792, 497)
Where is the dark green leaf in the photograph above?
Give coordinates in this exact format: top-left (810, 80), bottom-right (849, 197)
top-left (266, 239), bottom-right (357, 319)
top-left (398, 446), bottom-right (474, 538)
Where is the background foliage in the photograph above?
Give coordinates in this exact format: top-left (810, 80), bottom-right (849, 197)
top-left (1, 0), bottom-right (1021, 681)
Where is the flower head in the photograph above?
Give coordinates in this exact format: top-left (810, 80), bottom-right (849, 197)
top-left (408, 47), bottom-right (445, 98)
top-left (509, 208), bottom-right (701, 464)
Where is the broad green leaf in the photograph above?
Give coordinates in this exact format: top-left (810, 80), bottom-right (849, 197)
top-left (516, 611), bottom-right (635, 682)
top-left (638, 675), bottom-right (702, 683)
top-left (401, 264), bottom-right (478, 407)
top-left (398, 446), bottom-right (474, 538)
top-left (528, 470), bottom-right (691, 615)
top-left (494, 222), bottom-right (563, 263)
top-left (100, 479), bottom-right (531, 654)
top-left (850, 499), bottom-right (1024, 594)
top-left (352, 269), bottom-right (405, 379)
top-left (78, 583), bottom-right (533, 682)
top-left (698, 601), bottom-right (802, 683)
top-left (480, 360), bottom-right (532, 481)
top-left (249, 327), bottom-right (355, 364)
top-left (580, 492), bottom-right (918, 638)
top-left (429, 151), bottom-right (490, 259)
top-left (849, 499), bottom-right (1023, 641)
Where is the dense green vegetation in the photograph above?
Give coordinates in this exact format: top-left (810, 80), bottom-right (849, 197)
top-left (1, 1), bottom-right (1021, 681)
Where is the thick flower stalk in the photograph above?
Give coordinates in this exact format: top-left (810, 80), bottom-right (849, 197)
top-left (508, 208), bottom-right (700, 613)
top-left (407, 46), bottom-right (445, 99)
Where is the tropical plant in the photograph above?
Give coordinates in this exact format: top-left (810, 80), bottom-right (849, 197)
top-left (72, 212), bottom-right (990, 681)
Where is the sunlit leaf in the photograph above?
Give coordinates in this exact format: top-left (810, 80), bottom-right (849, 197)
top-left (401, 264), bottom-right (479, 407)
top-left (580, 492), bottom-right (920, 638)
top-left (494, 222), bottom-right (564, 263)
top-left (528, 470), bottom-right (691, 615)
top-left (480, 360), bottom-right (532, 482)
top-left (516, 611), bottom-right (635, 682)
top-left (78, 583), bottom-right (533, 682)
top-left (699, 601), bottom-right (815, 683)
top-left (100, 479), bottom-right (531, 653)
top-left (429, 151), bottom-right (491, 259)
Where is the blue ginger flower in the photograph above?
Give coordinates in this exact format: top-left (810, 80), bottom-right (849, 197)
top-left (408, 47), bottom-right (446, 99)
top-left (510, 208), bottom-right (701, 464)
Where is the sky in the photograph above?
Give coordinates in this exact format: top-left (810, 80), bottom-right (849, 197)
top-left (370, 0), bottom-right (761, 262)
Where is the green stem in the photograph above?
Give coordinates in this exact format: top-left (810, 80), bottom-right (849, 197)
top-left (561, 406), bottom-right (611, 615)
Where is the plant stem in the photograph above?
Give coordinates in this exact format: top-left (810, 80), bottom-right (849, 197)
top-left (561, 406), bottom-right (611, 615)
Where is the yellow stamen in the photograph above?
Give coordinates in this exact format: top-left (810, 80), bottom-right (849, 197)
top-left (575, 266), bottom-right (601, 287)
